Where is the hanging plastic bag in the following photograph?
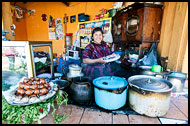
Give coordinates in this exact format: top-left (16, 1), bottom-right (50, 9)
top-left (73, 30), bottom-right (80, 47)
top-left (103, 30), bottom-right (113, 43)
top-left (137, 43), bottom-right (158, 66)
top-left (56, 57), bottom-right (67, 74)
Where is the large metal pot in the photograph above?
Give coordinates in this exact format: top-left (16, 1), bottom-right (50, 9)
top-left (138, 66), bottom-right (157, 76)
top-left (70, 77), bottom-right (93, 104)
top-left (93, 76), bottom-right (128, 110)
top-left (166, 72), bottom-right (187, 92)
top-left (128, 75), bottom-right (173, 117)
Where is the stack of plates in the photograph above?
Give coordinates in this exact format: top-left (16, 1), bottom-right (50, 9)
top-left (37, 73), bottom-right (63, 79)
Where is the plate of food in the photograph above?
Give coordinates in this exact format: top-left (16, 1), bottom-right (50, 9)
top-left (2, 77), bottom-right (58, 106)
top-left (103, 53), bottom-right (120, 63)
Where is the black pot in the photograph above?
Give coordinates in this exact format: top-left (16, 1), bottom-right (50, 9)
top-left (70, 77), bottom-right (93, 104)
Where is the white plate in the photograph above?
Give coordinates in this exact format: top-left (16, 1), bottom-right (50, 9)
top-left (103, 54), bottom-right (120, 63)
top-left (54, 72), bottom-right (63, 77)
top-left (2, 77), bottom-right (57, 106)
top-left (37, 73), bottom-right (51, 79)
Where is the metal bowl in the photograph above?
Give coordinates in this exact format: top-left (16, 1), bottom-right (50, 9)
top-left (138, 66), bottom-right (156, 76)
top-left (51, 80), bottom-right (70, 90)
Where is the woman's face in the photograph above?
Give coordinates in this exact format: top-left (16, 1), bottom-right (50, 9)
top-left (92, 31), bottom-right (103, 44)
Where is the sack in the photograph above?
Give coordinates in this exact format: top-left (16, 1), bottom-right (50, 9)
top-left (137, 43), bottom-right (158, 66)
top-left (103, 30), bottom-right (113, 43)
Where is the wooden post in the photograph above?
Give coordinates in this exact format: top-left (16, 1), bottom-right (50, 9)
top-left (158, 2), bottom-right (188, 72)
top-left (157, 2), bottom-right (177, 57)
top-left (167, 2), bottom-right (188, 72)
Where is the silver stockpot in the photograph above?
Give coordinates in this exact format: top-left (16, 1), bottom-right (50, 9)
top-left (128, 75), bottom-right (173, 117)
top-left (166, 72), bottom-right (187, 92)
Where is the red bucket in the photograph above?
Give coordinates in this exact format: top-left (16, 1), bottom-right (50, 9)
top-left (65, 33), bottom-right (72, 36)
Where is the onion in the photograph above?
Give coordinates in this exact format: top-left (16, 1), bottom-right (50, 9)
top-left (25, 89), bottom-right (34, 95)
top-left (24, 84), bottom-right (31, 90)
top-left (34, 89), bottom-right (40, 95)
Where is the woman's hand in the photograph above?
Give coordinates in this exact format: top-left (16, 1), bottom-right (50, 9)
top-left (97, 57), bottom-right (107, 63)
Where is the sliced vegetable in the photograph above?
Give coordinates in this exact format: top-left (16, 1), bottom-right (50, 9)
top-left (39, 108), bottom-right (43, 113)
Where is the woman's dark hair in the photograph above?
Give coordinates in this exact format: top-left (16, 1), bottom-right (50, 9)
top-left (91, 27), bottom-right (103, 43)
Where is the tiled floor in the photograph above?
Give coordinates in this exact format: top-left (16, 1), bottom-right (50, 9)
top-left (47, 95), bottom-right (188, 124)
top-left (2, 95), bottom-right (188, 124)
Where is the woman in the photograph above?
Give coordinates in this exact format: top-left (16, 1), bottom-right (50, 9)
top-left (82, 27), bottom-right (114, 80)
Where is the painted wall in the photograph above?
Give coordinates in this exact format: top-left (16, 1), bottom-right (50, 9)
top-left (21, 2), bottom-right (114, 56)
top-left (13, 16), bottom-right (28, 41)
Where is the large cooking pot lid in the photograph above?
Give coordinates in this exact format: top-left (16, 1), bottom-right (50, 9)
top-left (168, 72), bottom-right (187, 79)
top-left (93, 76), bottom-right (128, 90)
top-left (128, 75), bottom-right (173, 92)
top-left (139, 66), bottom-right (152, 70)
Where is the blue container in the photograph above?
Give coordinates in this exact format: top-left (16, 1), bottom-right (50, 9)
top-left (113, 51), bottom-right (123, 56)
top-left (93, 76), bottom-right (128, 110)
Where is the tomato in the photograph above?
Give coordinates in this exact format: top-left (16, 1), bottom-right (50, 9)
top-left (39, 108), bottom-right (43, 113)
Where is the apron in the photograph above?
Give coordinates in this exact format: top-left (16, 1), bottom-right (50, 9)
top-left (83, 63), bottom-right (114, 80)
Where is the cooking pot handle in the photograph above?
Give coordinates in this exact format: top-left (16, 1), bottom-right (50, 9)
top-left (94, 85), bottom-right (128, 94)
top-left (115, 85), bottom-right (128, 94)
top-left (130, 84), bottom-right (151, 95)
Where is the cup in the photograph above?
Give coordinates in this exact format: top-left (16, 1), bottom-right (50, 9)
top-left (151, 65), bottom-right (162, 73)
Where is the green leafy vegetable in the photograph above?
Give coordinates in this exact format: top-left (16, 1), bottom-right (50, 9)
top-left (54, 114), bottom-right (66, 124)
top-left (35, 61), bottom-right (51, 71)
top-left (56, 90), bottom-right (68, 107)
top-left (2, 89), bottom-right (69, 124)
